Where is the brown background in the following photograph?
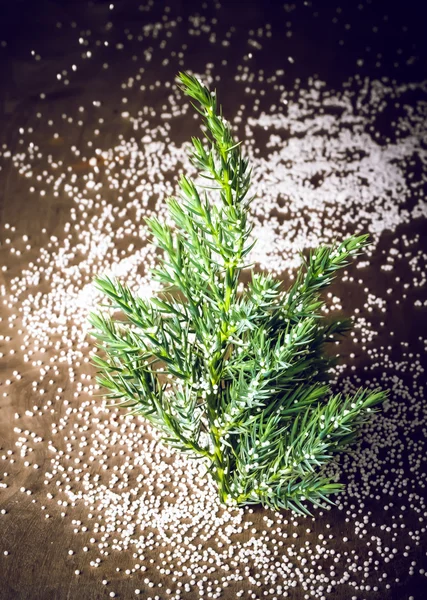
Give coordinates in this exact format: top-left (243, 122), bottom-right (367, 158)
top-left (1, 1), bottom-right (427, 599)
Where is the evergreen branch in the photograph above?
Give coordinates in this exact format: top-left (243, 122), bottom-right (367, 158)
top-left (89, 72), bottom-right (388, 514)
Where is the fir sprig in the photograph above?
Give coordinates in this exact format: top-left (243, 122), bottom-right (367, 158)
top-left (88, 72), bottom-right (387, 515)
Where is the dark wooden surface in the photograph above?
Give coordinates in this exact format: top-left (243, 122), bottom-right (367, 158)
top-left (0, 1), bottom-right (427, 599)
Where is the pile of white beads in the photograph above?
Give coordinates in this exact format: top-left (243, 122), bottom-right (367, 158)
top-left (1, 2), bottom-right (426, 598)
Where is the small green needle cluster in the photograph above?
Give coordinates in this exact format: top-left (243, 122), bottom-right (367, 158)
top-left (89, 72), bottom-right (387, 515)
